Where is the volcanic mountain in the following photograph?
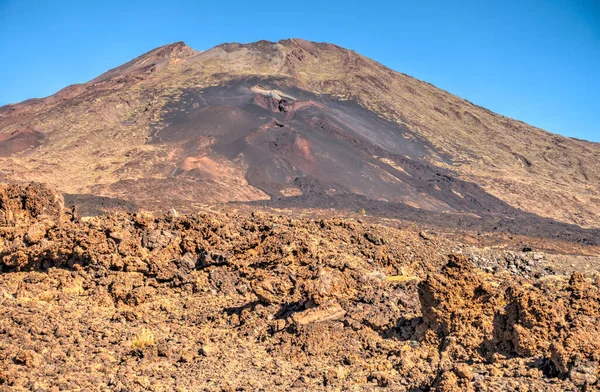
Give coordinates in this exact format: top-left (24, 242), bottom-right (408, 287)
top-left (2, 40), bottom-right (600, 390)
top-left (0, 39), bottom-right (598, 234)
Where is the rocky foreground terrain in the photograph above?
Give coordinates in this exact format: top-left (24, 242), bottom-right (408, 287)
top-left (1, 183), bottom-right (599, 391)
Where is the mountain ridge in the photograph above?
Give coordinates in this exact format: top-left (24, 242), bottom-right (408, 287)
top-left (4, 38), bottom-right (600, 143)
top-left (3, 38), bottom-right (597, 145)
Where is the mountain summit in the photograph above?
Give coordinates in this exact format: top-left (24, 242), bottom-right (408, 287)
top-left (0, 39), bottom-right (598, 230)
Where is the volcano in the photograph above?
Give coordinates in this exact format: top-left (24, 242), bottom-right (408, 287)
top-left (1, 39), bottom-right (600, 391)
top-left (0, 39), bottom-right (598, 237)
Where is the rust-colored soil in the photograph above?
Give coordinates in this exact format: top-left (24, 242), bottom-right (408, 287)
top-left (1, 184), bottom-right (598, 391)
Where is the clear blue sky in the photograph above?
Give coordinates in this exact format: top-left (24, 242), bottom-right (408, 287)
top-left (0, 0), bottom-right (598, 142)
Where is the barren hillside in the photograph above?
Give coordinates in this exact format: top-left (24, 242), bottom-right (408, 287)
top-left (0, 39), bottom-right (598, 230)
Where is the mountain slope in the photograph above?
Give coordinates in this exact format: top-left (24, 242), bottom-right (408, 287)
top-left (0, 39), bottom-right (598, 229)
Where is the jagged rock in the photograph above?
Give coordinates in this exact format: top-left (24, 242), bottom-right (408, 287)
top-left (197, 250), bottom-right (228, 268)
top-left (292, 302), bottom-right (346, 325)
top-left (14, 350), bottom-right (40, 368)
